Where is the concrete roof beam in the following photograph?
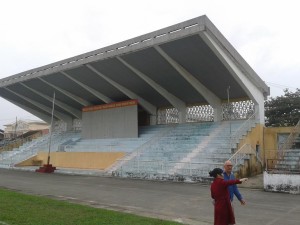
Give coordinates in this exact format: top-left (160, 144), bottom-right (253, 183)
top-left (38, 78), bottom-right (91, 106)
top-left (154, 45), bottom-right (222, 121)
top-left (4, 87), bottom-right (72, 121)
top-left (199, 31), bottom-right (265, 122)
top-left (116, 56), bottom-right (186, 112)
top-left (85, 64), bottom-right (157, 116)
top-left (2, 98), bottom-right (52, 124)
top-left (20, 83), bottom-right (82, 119)
top-left (60, 71), bottom-right (113, 104)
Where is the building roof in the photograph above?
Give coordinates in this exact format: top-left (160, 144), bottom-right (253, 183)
top-left (0, 15), bottom-right (269, 123)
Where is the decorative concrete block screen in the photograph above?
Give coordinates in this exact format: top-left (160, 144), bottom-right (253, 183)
top-left (82, 100), bottom-right (138, 139)
top-left (157, 100), bottom-right (255, 124)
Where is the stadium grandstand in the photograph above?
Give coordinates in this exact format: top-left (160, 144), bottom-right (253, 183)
top-left (1, 15), bottom-right (297, 186)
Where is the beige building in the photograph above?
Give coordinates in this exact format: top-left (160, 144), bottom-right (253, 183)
top-left (3, 120), bottom-right (49, 139)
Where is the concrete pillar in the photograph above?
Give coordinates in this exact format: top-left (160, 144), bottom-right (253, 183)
top-left (150, 114), bottom-right (157, 125)
top-left (178, 107), bottom-right (187, 123)
top-left (213, 104), bottom-right (222, 122)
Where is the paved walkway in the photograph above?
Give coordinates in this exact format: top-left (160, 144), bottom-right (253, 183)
top-left (0, 168), bottom-right (299, 225)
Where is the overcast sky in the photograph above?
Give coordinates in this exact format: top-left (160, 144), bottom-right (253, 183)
top-left (0, 0), bottom-right (299, 129)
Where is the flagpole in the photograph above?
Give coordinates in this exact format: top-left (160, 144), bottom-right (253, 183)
top-left (47, 92), bottom-right (55, 165)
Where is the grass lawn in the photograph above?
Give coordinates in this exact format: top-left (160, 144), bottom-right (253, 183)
top-left (0, 188), bottom-right (181, 225)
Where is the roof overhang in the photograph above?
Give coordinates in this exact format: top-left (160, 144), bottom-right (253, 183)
top-left (0, 15), bottom-right (270, 123)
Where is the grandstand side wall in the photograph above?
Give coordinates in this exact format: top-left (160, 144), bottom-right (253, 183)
top-left (17, 152), bottom-right (126, 169)
top-left (238, 124), bottom-right (264, 160)
top-left (263, 126), bottom-right (293, 160)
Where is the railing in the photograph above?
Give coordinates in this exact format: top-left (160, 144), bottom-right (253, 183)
top-left (228, 143), bottom-right (261, 169)
top-left (266, 148), bottom-right (300, 174)
top-left (278, 119), bottom-right (300, 159)
top-left (0, 131), bottom-right (77, 167)
top-left (0, 131), bottom-right (44, 152)
top-left (0, 137), bottom-right (31, 152)
top-left (266, 158), bottom-right (300, 174)
top-left (114, 159), bottom-right (223, 177)
top-left (229, 113), bottom-right (257, 150)
top-left (0, 134), bottom-right (51, 167)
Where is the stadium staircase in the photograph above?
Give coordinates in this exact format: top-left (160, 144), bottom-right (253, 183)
top-left (0, 131), bottom-right (80, 168)
top-left (267, 120), bottom-right (300, 174)
top-left (274, 149), bottom-right (300, 172)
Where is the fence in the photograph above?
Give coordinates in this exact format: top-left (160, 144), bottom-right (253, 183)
top-left (115, 159), bottom-right (223, 178)
top-left (265, 149), bottom-right (300, 174)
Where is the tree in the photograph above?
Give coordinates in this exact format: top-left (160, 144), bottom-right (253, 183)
top-left (265, 89), bottom-right (300, 127)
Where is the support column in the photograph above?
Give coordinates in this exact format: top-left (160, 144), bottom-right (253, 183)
top-left (255, 97), bottom-right (265, 123)
top-left (150, 114), bottom-right (157, 125)
top-left (213, 104), bottom-right (222, 122)
top-left (178, 107), bottom-right (187, 123)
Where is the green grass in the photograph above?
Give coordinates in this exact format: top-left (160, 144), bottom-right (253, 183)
top-left (0, 188), bottom-right (181, 225)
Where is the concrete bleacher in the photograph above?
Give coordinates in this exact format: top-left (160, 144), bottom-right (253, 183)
top-left (0, 131), bottom-right (80, 168)
top-left (0, 119), bottom-right (256, 181)
top-left (113, 120), bottom-right (254, 180)
top-left (0, 125), bottom-right (172, 168)
top-left (62, 125), bottom-right (173, 153)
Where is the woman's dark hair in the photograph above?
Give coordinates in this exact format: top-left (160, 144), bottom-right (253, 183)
top-left (209, 168), bottom-right (223, 178)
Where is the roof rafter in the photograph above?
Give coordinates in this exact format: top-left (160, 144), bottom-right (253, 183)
top-left (4, 98), bottom-right (52, 123)
top-left (38, 78), bottom-right (91, 106)
top-left (20, 83), bottom-right (81, 119)
top-left (116, 56), bottom-right (186, 111)
top-left (4, 87), bottom-right (72, 121)
top-left (85, 64), bottom-right (157, 115)
top-left (61, 71), bottom-right (113, 104)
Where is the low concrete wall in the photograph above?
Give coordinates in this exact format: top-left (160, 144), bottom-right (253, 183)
top-left (17, 152), bottom-right (125, 170)
top-left (264, 171), bottom-right (300, 194)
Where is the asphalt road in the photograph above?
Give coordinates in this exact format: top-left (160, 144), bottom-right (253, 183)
top-left (0, 168), bottom-right (299, 225)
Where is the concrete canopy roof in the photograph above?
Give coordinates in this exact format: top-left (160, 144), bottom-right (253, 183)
top-left (0, 15), bottom-right (269, 123)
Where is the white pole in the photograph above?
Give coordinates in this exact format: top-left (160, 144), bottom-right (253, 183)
top-left (227, 86), bottom-right (233, 151)
top-left (47, 92), bottom-right (55, 165)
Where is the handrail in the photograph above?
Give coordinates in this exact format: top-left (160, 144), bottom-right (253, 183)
top-left (229, 112), bottom-right (257, 149)
top-left (0, 131), bottom-right (71, 167)
top-left (0, 131), bottom-right (44, 152)
top-left (278, 119), bottom-right (300, 158)
top-left (266, 158), bottom-right (300, 173)
top-left (115, 159), bottom-right (223, 177)
top-left (228, 143), bottom-right (257, 168)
